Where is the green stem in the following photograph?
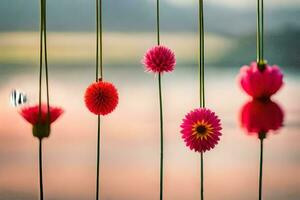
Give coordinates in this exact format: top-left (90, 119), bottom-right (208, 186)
top-left (261, 0), bottom-right (264, 62)
top-left (43, 0), bottom-right (50, 123)
top-left (39, 139), bottom-right (44, 200)
top-left (95, 0), bottom-right (103, 199)
top-left (158, 73), bottom-right (164, 200)
top-left (199, 0), bottom-right (205, 108)
top-left (99, 0), bottom-right (103, 79)
top-left (256, 0), bottom-right (260, 63)
top-left (96, 0), bottom-right (99, 81)
top-left (156, 0), bottom-right (160, 45)
top-left (200, 152), bottom-right (204, 200)
top-left (96, 115), bottom-right (101, 200)
top-left (96, 0), bottom-right (103, 81)
top-left (38, 0), bottom-right (44, 122)
top-left (259, 137), bottom-right (264, 200)
top-left (257, 0), bottom-right (265, 70)
top-left (156, 0), bottom-right (163, 199)
top-left (198, 1), bottom-right (205, 200)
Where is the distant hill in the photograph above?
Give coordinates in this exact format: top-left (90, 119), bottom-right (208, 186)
top-left (213, 27), bottom-right (300, 68)
top-left (0, 0), bottom-right (300, 36)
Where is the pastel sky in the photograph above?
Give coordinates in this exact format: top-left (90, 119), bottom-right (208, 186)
top-left (166, 0), bottom-right (300, 8)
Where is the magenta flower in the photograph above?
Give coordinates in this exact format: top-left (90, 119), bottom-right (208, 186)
top-left (240, 99), bottom-right (284, 136)
top-left (143, 45), bottom-right (176, 73)
top-left (180, 108), bottom-right (222, 153)
top-left (239, 62), bottom-right (283, 99)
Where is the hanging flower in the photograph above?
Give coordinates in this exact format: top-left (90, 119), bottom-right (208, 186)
top-left (180, 108), bottom-right (222, 153)
top-left (240, 99), bottom-right (284, 136)
top-left (19, 104), bottom-right (64, 138)
top-left (84, 80), bottom-right (119, 115)
top-left (239, 62), bottom-right (283, 99)
top-left (143, 45), bottom-right (176, 73)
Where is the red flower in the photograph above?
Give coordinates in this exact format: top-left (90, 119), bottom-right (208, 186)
top-left (84, 81), bottom-right (119, 115)
top-left (143, 45), bottom-right (176, 73)
top-left (19, 104), bottom-right (64, 138)
top-left (240, 99), bottom-right (284, 136)
top-left (239, 62), bottom-right (283, 99)
top-left (20, 104), bottom-right (63, 125)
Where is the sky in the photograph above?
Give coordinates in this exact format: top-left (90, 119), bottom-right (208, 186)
top-left (166, 0), bottom-right (300, 8)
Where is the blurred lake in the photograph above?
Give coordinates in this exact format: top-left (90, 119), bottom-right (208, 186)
top-left (0, 32), bottom-right (299, 200)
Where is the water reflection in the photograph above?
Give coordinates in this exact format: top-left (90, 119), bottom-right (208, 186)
top-left (1, 64), bottom-right (299, 199)
top-left (240, 99), bottom-right (284, 137)
top-left (239, 98), bottom-right (285, 199)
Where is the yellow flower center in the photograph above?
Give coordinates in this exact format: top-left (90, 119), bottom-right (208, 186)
top-left (192, 120), bottom-right (214, 140)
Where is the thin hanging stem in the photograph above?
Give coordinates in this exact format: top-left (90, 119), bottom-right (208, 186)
top-left (198, 1), bottom-right (205, 200)
top-left (43, 0), bottom-right (50, 124)
top-left (156, 0), bottom-right (160, 45)
top-left (96, 0), bottom-right (103, 81)
top-left (256, 0), bottom-right (260, 63)
top-left (156, 0), bottom-right (163, 199)
top-left (96, 115), bottom-right (101, 200)
top-left (257, 0), bottom-right (264, 67)
top-left (261, 0), bottom-right (264, 62)
top-left (200, 152), bottom-right (204, 200)
top-left (38, 0), bottom-right (44, 122)
top-left (158, 73), bottom-right (164, 200)
top-left (38, 139), bottom-right (44, 200)
top-left (258, 137), bottom-right (264, 200)
top-left (99, 0), bottom-right (103, 79)
top-left (96, 0), bottom-right (99, 81)
top-left (199, 0), bottom-right (205, 108)
top-left (38, 1), bottom-right (45, 199)
top-left (95, 0), bottom-right (103, 199)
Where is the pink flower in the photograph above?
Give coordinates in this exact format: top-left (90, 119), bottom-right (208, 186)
top-left (142, 45), bottom-right (176, 73)
top-left (240, 99), bottom-right (284, 136)
top-left (19, 104), bottom-right (64, 138)
top-left (239, 62), bottom-right (283, 99)
top-left (180, 108), bottom-right (222, 153)
top-left (84, 81), bottom-right (119, 115)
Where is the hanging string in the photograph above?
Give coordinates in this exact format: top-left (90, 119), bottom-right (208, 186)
top-left (156, 0), bottom-right (160, 46)
top-left (37, 0), bottom-right (50, 199)
top-left (38, 0), bottom-right (43, 122)
top-left (38, 0), bottom-right (50, 122)
top-left (96, 0), bottom-right (103, 81)
top-left (43, 0), bottom-right (50, 124)
top-left (156, 0), bottom-right (164, 199)
top-left (199, 0), bottom-right (205, 108)
top-left (258, 135), bottom-right (264, 200)
top-left (95, 0), bottom-right (103, 199)
top-left (198, 0), bottom-right (205, 200)
top-left (257, 0), bottom-right (264, 68)
top-left (38, 137), bottom-right (44, 200)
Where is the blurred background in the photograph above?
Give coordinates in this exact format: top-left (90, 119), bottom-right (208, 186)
top-left (0, 0), bottom-right (299, 199)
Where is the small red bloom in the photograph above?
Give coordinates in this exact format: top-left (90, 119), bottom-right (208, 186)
top-left (240, 99), bottom-right (284, 136)
top-left (19, 104), bottom-right (64, 138)
top-left (180, 108), bottom-right (222, 153)
top-left (143, 45), bottom-right (176, 73)
top-left (239, 62), bottom-right (283, 99)
top-left (20, 104), bottom-right (63, 125)
top-left (84, 81), bottom-right (119, 115)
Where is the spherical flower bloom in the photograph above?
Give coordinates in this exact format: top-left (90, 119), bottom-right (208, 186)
top-left (19, 104), bottom-right (64, 138)
top-left (239, 62), bottom-right (283, 99)
top-left (180, 108), bottom-right (222, 153)
top-left (84, 81), bottom-right (119, 115)
top-left (143, 45), bottom-right (176, 73)
top-left (240, 99), bottom-right (284, 136)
